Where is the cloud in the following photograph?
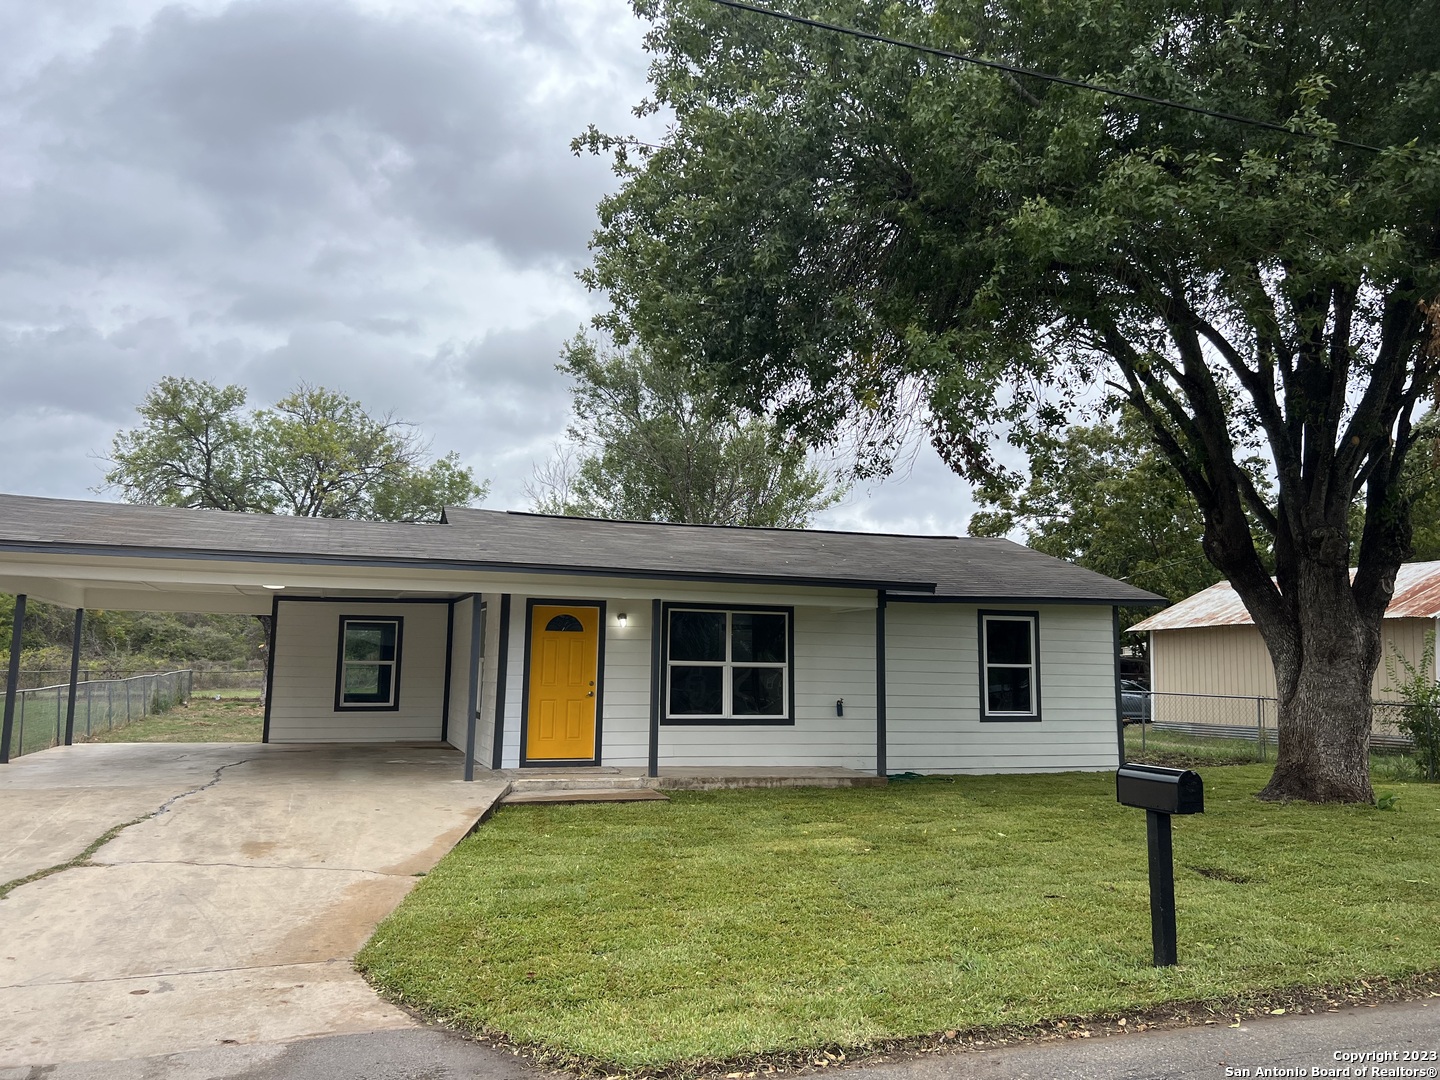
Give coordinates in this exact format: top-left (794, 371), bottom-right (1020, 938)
top-left (7, 0), bottom-right (632, 271)
top-left (0, 0), bottom-right (990, 536)
top-left (0, 0), bottom-right (642, 512)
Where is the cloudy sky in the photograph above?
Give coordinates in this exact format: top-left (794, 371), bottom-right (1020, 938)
top-left (0, 0), bottom-right (979, 536)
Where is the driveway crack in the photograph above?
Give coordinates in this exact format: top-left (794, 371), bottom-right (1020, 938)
top-left (0, 756), bottom-right (255, 901)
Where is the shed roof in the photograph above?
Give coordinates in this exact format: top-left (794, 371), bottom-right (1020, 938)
top-left (1129, 560), bottom-right (1440, 632)
top-left (0, 493), bottom-right (1161, 604)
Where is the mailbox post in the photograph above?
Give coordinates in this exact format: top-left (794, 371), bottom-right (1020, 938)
top-left (1115, 763), bottom-right (1204, 967)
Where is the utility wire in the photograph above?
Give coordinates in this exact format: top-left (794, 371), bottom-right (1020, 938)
top-left (704, 0), bottom-right (1385, 154)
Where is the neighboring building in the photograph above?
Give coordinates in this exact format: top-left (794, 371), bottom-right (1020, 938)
top-left (0, 493), bottom-right (1159, 778)
top-left (1130, 563), bottom-right (1440, 731)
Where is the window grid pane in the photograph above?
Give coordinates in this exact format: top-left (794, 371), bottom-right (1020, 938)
top-left (339, 619), bottom-right (401, 707)
top-left (667, 609), bottom-right (788, 720)
top-left (983, 616), bottom-right (1035, 715)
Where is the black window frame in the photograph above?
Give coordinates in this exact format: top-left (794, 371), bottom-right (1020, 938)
top-left (978, 610), bottom-right (1041, 722)
top-left (660, 602), bottom-right (795, 726)
top-left (334, 615), bottom-right (405, 712)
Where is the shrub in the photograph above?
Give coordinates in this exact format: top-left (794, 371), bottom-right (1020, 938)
top-left (1385, 631), bottom-right (1440, 782)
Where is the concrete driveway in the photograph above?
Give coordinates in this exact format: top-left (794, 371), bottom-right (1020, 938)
top-left (0, 743), bottom-right (507, 1067)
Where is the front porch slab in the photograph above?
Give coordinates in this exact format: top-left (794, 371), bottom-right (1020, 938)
top-left (491, 764), bottom-right (886, 793)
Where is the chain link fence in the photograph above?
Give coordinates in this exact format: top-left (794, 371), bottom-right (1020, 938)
top-left (1125, 690), bottom-right (1425, 762)
top-left (3, 670), bottom-right (194, 759)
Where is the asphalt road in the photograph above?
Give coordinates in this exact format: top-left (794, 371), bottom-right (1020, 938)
top-left (3, 998), bottom-right (1435, 1080)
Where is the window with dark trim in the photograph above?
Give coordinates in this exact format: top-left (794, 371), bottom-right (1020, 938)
top-left (337, 617), bottom-right (403, 709)
top-left (665, 608), bottom-right (790, 722)
top-left (980, 612), bottom-right (1039, 719)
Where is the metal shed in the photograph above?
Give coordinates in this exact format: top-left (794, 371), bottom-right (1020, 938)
top-left (1129, 562), bottom-right (1440, 739)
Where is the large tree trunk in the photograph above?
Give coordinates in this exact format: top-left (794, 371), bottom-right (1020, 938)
top-left (1255, 564), bottom-right (1381, 804)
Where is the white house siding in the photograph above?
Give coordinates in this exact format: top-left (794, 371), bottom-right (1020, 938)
top-left (885, 603), bottom-right (1119, 774)
top-left (597, 603), bottom-right (655, 767)
top-left (492, 592), bottom-right (878, 770)
top-left (656, 604), bottom-right (878, 770)
top-left (476, 594), bottom-right (502, 765)
top-left (444, 597), bottom-right (472, 753)
top-left (268, 600), bottom-right (450, 742)
top-left (492, 595), bottom-right (657, 768)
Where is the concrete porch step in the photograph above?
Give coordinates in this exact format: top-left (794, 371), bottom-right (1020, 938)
top-left (498, 788), bottom-right (671, 806)
top-left (656, 772), bottom-right (886, 790)
top-left (489, 766), bottom-right (885, 793)
top-left (503, 774), bottom-right (659, 794)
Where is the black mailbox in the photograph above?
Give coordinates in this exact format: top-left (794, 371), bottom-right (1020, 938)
top-left (1117, 763), bottom-right (1205, 967)
top-left (1116, 764), bottom-right (1204, 815)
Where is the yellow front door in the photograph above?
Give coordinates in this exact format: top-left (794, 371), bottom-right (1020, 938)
top-left (525, 604), bottom-right (600, 761)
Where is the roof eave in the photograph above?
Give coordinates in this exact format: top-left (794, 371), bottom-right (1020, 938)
top-left (0, 539), bottom-right (938, 594)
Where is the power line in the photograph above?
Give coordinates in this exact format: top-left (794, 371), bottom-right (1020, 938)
top-left (703, 0), bottom-right (1384, 154)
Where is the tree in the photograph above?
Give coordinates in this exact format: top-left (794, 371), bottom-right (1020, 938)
top-left (582, 0), bottom-right (1440, 801)
top-left (103, 377), bottom-right (263, 512)
top-left (104, 378), bottom-right (487, 521)
top-left (1404, 413), bottom-right (1440, 562)
top-left (967, 410), bottom-right (1244, 643)
top-left (527, 337), bottom-right (843, 526)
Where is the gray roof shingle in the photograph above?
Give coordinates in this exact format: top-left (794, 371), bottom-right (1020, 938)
top-left (0, 493), bottom-right (1161, 604)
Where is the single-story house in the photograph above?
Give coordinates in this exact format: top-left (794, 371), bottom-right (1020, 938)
top-left (0, 494), bottom-right (1160, 777)
top-left (1130, 562), bottom-right (1440, 729)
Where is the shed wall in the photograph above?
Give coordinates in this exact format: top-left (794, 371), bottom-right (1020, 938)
top-left (1150, 618), bottom-right (1434, 703)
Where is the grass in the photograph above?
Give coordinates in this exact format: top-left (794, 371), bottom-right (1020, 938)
top-left (1126, 726), bottom-right (1430, 782)
top-left (84, 692), bottom-right (263, 743)
top-left (357, 765), bottom-right (1440, 1072)
top-left (1124, 726), bottom-right (1272, 768)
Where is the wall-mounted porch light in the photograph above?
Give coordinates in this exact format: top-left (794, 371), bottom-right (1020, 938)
top-left (616, 612), bottom-right (628, 627)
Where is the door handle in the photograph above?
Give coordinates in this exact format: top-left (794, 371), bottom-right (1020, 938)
top-left (587, 690), bottom-right (595, 697)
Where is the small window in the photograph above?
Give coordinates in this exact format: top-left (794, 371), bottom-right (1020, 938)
top-left (337, 617), bottom-right (403, 709)
top-left (545, 614), bottom-right (584, 632)
top-left (665, 608), bottom-right (790, 722)
top-left (980, 613), bottom-right (1038, 719)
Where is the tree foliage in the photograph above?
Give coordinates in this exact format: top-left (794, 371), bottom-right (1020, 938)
top-left (968, 410), bottom-right (1246, 641)
top-left (582, 0), bottom-right (1440, 802)
top-left (104, 377), bottom-right (487, 521)
top-left (0, 592), bottom-right (265, 674)
top-left (1404, 413), bottom-right (1440, 563)
top-left (528, 338), bottom-right (843, 526)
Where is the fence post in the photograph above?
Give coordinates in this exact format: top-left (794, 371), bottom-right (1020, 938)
top-left (1255, 697), bottom-right (1264, 762)
top-left (86, 681), bottom-right (93, 737)
top-left (56, 685), bottom-right (63, 748)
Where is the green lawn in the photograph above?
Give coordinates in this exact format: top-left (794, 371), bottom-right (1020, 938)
top-left (1125, 726), bottom-right (1427, 782)
top-left (1124, 726), bottom-right (1270, 767)
top-left (85, 691), bottom-right (263, 743)
top-left (357, 766), bottom-right (1440, 1072)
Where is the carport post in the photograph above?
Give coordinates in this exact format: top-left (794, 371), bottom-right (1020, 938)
top-left (2, 594), bottom-right (27, 764)
top-left (64, 608), bottom-right (84, 745)
top-left (463, 594), bottom-right (483, 781)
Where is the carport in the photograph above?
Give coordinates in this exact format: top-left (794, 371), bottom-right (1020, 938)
top-left (0, 498), bottom-right (521, 778)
